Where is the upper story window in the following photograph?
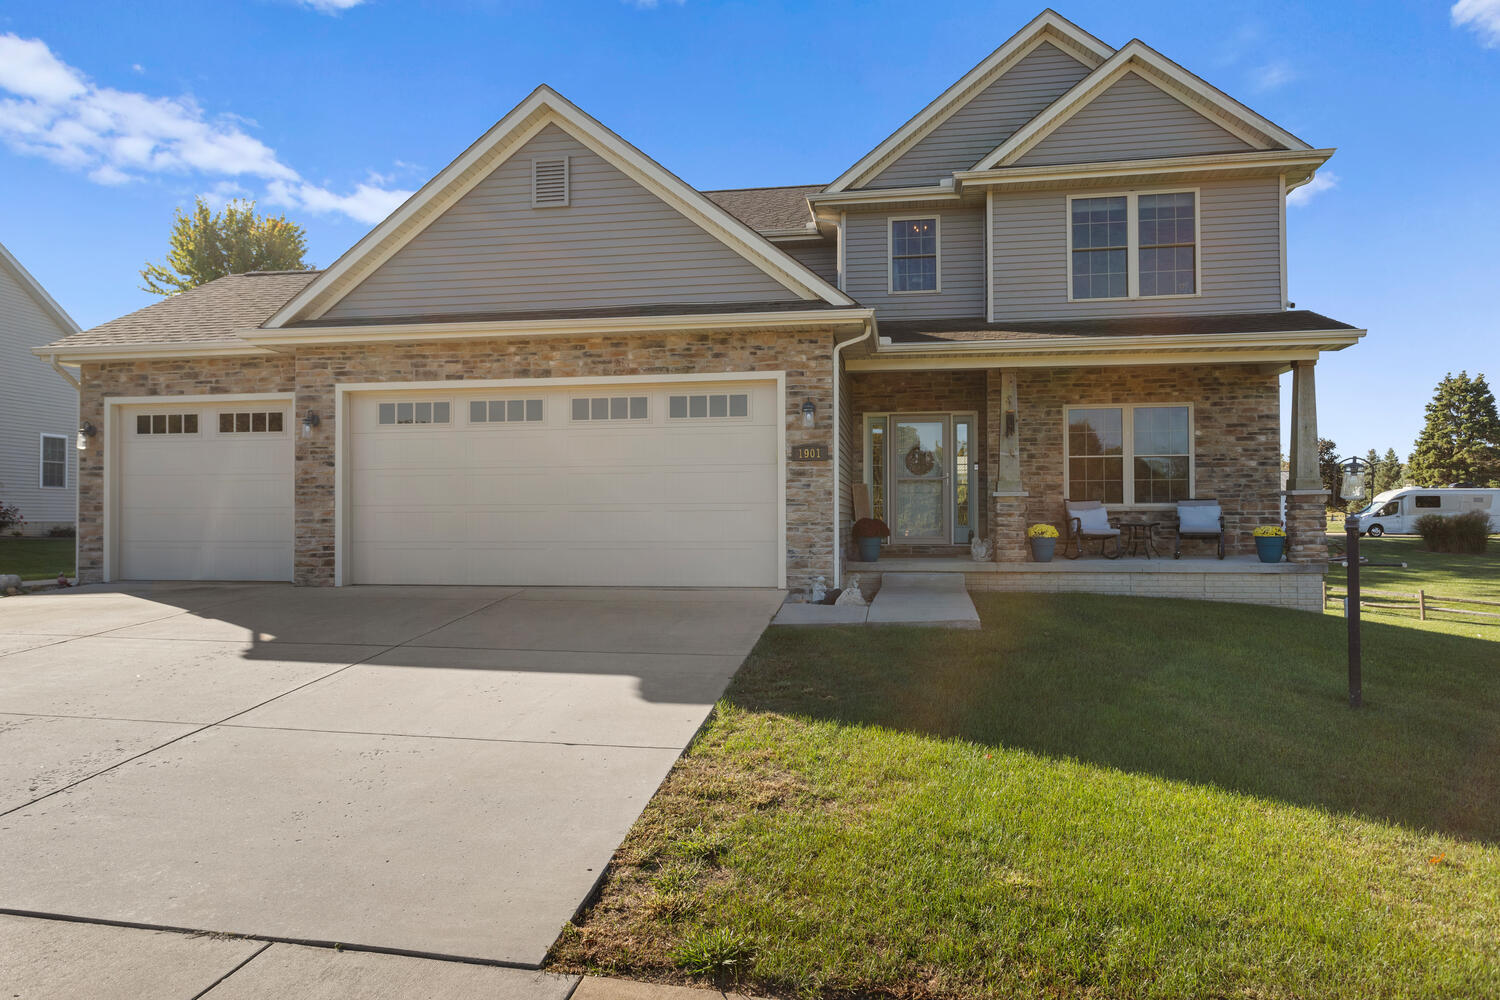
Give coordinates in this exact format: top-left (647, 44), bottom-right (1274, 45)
top-left (889, 217), bottom-right (939, 293)
top-left (1069, 191), bottom-right (1197, 300)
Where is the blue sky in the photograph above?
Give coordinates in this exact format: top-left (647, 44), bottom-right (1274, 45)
top-left (2, 0), bottom-right (1498, 460)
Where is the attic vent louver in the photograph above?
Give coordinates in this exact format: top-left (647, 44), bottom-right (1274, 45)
top-left (532, 157), bottom-right (569, 207)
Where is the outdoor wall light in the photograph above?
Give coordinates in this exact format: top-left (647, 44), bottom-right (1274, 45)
top-left (801, 400), bottom-right (816, 428)
top-left (302, 410), bottom-right (321, 437)
top-left (76, 421), bottom-right (95, 451)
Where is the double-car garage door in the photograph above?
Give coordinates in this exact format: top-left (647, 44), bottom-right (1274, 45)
top-left (114, 380), bottom-right (780, 587)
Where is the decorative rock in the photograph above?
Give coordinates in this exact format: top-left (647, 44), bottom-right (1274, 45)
top-left (0, 574), bottom-right (21, 595)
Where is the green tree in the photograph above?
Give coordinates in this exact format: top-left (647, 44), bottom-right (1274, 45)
top-left (1406, 372), bottom-right (1500, 487)
top-left (1375, 447), bottom-right (1404, 494)
top-left (140, 197), bottom-right (311, 296)
top-left (1318, 437), bottom-right (1344, 511)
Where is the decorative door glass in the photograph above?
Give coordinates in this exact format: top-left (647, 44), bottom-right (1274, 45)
top-left (893, 418), bottom-right (947, 542)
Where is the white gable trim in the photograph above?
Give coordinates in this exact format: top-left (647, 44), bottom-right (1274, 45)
top-left (0, 241), bottom-right (79, 335)
top-left (823, 10), bottom-right (1113, 194)
top-left (973, 41), bottom-right (1311, 171)
top-left (264, 86), bottom-right (852, 328)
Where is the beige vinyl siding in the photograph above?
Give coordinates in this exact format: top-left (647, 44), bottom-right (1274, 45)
top-left (326, 124), bottom-right (800, 320)
top-left (0, 264), bottom-right (77, 528)
top-left (1015, 72), bottom-right (1255, 167)
top-left (780, 240), bottom-right (838, 286)
top-left (991, 177), bottom-right (1283, 319)
top-left (844, 209), bottom-right (986, 319)
top-left (866, 42), bottom-right (1093, 189)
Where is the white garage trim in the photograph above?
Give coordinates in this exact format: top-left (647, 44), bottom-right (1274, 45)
top-left (332, 371), bottom-right (788, 588)
top-left (102, 393), bottom-right (294, 582)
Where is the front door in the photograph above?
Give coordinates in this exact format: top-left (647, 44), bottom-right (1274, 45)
top-left (891, 415), bottom-right (949, 544)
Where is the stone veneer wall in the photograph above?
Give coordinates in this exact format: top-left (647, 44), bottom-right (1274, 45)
top-left (846, 370), bottom-right (988, 556)
top-left (75, 329), bottom-right (838, 593)
top-left (1014, 364), bottom-right (1282, 557)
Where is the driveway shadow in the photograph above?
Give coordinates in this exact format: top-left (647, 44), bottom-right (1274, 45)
top-left (731, 593), bottom-right (1500, 844)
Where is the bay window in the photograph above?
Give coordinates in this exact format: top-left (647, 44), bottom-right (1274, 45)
top-left (1066, 404), bottom-right (1192, 505)
top-left (1069, 190), bottom-right (1198, 300)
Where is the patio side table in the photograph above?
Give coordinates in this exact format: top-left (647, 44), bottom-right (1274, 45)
top-left (1120, 520), bottom-right (1160, 559)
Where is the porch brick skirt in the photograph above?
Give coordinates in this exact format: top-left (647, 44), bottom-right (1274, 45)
top-left (1284, 492), bottom-right (1331, 564)
top-left (990, 495), bottom-right (1028, 562)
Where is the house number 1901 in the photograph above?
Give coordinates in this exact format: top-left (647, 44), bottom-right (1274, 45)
top-left (790, 444), bottom-right (829, 461)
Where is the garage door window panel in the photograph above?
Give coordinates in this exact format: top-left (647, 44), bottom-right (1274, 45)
top-left (378, 401), bottom-right (451, 426)
top-left (469, 399), bottom-right (544, 424)
top-left (668, 393), bottom-right (750, 420)
top-left (218, 411), bottom-right (286, 434)
top-left (136, 413), bottom-right (200, 436)
top-left (572, 396), bottom-right (649, 422)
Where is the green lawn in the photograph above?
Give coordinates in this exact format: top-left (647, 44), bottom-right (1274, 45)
top-left (551, 580), bottom-right (1500, 997)
top-left (0, 537), bottom-right (76, 580)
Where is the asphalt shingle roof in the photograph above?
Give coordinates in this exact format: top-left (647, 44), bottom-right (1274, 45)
top-left (702, 184), bottom-right (823, 233)
top-left (40, 271), bottom-right (320, 351)
top-left (878, 310), bottom-right (1360, 345)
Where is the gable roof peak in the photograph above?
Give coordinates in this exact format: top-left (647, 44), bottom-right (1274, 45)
top-left (823, 9), bottom-right (1115, 193)
top-left (971, 36), bottom-right (1312, 170)
top-left (263, 84), bottom-right (852, 328)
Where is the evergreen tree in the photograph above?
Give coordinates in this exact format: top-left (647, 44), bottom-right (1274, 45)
top-left (1375, 447), bottom-right (1404, 493)
top-left (1318, 437), bottom-right (1344, 510)
top-left (1406, 372), bottom-right (1500, 487)
top-left (140, 198), bottom-right (311, 296)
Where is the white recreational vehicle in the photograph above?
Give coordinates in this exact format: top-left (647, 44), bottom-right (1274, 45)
top-left (1348, 487), bottom-right (1500, 536)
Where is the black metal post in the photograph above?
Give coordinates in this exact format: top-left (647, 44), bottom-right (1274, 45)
top-left (1345, 515), bottom-right (1362, 708)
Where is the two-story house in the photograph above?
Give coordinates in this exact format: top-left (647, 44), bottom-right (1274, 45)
top-left (33, 10), bottom-right (1359, 609)
top-left (2, 240), bottom-right (80, 537)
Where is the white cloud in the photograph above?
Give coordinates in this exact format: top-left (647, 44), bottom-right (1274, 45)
top-left (1287, 171), bottom-right (1338, 207)
top-left (1453, 0), bottom-right (1500, 47)
top-left (298, 0), bottom-right (368, 12)
top-left (1250, 60), bottom-right (1296, 92)
top-left (0, 33), bottom-right (412, 225)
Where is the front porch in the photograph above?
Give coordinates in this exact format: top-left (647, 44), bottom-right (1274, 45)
top-left (845, 554), bottom-right (1325, 612)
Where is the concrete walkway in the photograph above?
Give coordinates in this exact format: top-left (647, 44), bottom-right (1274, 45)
top-left (772, 573), bottom-right (979, 629)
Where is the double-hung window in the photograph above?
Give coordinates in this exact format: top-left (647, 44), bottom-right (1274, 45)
top-left (40, 434), bottom-right (67, 488)
top-left (889, 217), bottom-right (939, 292)
top-left (1066, 404), bottom-right (1192, 505)
top-left (1069, 190), bottom-right (1198, 300)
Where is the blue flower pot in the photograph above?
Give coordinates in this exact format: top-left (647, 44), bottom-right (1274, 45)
top-left (1255, 536), bottom-right (1285, 563)
top-left (856, 536), bottom-right (882, 562)
top-left (1030, 537), bottom-right (1056, 563)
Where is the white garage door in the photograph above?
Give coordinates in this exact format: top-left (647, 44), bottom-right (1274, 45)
top-left (348, 381), bottom-right (781, 587)
top-left (117, 402), bottom-right (294, 581)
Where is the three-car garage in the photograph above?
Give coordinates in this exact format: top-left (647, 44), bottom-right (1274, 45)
top-left (106, 376), bottom-right (784, 589)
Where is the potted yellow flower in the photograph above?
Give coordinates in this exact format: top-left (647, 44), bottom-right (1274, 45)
top-left (1027, 523), bottom-right (1059, 562)
top-left (1253, 525), bottom-right (1286, 563)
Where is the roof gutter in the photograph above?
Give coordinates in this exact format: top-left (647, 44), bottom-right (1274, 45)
top-left (47, 354), bottom-right (80, 390)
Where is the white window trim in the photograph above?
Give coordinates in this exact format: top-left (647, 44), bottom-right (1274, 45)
top-left (1065, 188), bottom-right (1202, 303)
top-left (1062, 402), bottom-right (1196, 509)
top-left (886, 214), bottom-right (942, 295)
top-left (39, 432), bottom-right (68, 489)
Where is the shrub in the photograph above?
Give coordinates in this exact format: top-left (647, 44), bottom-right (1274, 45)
top-left (1414, 511), bottom-right (1491, 554)
top-left (0, 500), bottom-right (21, 533)
top-left (47, 525), bottom-right (76, 538)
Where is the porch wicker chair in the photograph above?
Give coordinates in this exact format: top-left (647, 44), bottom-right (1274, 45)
top-left (1063, 499), bottom-right (1122, 559)
top-left (1174, 499), bottom-right (1226, 559)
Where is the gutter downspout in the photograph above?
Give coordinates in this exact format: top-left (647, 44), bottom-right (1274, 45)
top-left (831, 318), bottom-right (875, 590)
top-left (48, 354), bottom-right (80, 390)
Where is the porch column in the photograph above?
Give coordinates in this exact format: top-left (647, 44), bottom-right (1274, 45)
top-left (1285, 359), bottom-right (1329, 565)
top-left (987, 369), bottom-right (1028, 562)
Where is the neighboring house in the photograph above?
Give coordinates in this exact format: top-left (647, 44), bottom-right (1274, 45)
top-left (34, 10), bottom-right (1360, 608)
top-left (2, 241), bottom-right (80, 536)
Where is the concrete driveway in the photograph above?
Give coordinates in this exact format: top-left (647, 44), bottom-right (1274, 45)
top-left (0, 582), bottom-right (779, 979)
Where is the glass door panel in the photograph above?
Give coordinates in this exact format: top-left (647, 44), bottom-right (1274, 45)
top-left (892, 417), bottom-right (948, 543)
top-left (953, 417), bottom-right (975, 544)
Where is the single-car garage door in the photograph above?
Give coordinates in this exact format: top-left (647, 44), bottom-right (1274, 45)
top-left (116, 401), bottom-right (294, 581)
top-left (347, 380), bottom-right (781, 587)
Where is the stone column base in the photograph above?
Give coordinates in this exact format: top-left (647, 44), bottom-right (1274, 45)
top-left (991, 494), bottom-right (1028, 562)
top-left (1284, 492), bottom-right (1330, 565)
